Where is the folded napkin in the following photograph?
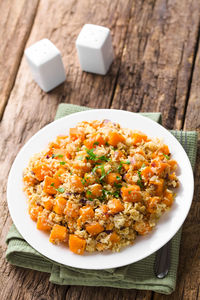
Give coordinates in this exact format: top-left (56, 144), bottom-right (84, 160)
top-left (6, 104), bottom-right (198, 294)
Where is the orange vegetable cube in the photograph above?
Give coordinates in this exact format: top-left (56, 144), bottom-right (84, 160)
top-left (110, 232), bottom-right (120, 243)
top-left (36, 212), bottom-right (51, 231)
top-left (69, 128), bottom-right (85, 141)
top-left (150, 179), bottom-right (164, 196)
top-left (86, 223), bottom-right (104, 236)
top-left (108, 198), bottom-right (124, 214)
top-left (131, 131), bottom-right (147, 145)
top-left (141, 167), bottom-right (154, 180)
top-left (49, 224), bottom-right (67, 244)
top-left (84, 133), bottom-right (105, 149)
top-left (108, 131), bottom-right (125, 147)
top-left (70, 174), bottom-right (84, 192)
top-left (84, 173), bottom-right (97, 185)
top-left (163, 190), bottom-right (174, 207)
top-left (135, 221), bottom-right (151, 235)
top-left (121, 185), bottom-right (141, 202)
top-left (101, 204), bottom-right (108, 214)
top-left (65, 202), bottom-right (79, 219)
top-left (54, 167), bottom-right (66, 179)
top-left (86, 184), bottom-right (102, 199)
top-left (79, 205), bottom-right (94, 222)
top-left (106, 173), bottom-right (121, 186)
top-left (147, 197), bottom-right (161, 213)
top-left (28, 204), bottom-right (43, 221)
top-left (32, 164), bottom-right (51, 181)
top-left (159, 144), bottom-right (170, 155)
top-left (53, 196), bottom-right (67, 214)
top-left (43, 198), bottom-right (53, 211)
top-left (114, 150), bottom-right (125, 161)
top-left (43, 176), bottom-right (61, 195)
top-left (52, 148), bottom-right (71, 160)
top-left (69, 234), bottom-right (86, 255)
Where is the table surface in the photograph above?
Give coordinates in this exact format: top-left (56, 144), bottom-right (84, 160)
top-left (0, 0), bottom-right (200, 299)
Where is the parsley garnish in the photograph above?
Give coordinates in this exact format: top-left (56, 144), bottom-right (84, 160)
top-left (85, 148), bottom-right (109, 162)
top-left (114, 182), bottom-right (122, 189)
top-left (56, 187), bottom-right (65, 193)
top-left (137, 170), bottom-right (144, 189)
top-left (52, 154), bottom-right (64, 158)
top-left (93, 141), bottom-right (99, 146)
top-left (163, 154), bottom-right (170, 160)
top-left (60, 161), bottom-right (66, 165)
top-left (50, 183), bottom-right (55, 187)
top-left (117, 160), bottom-right (131, 171)
top-left (81, 178), bottom-right (86, 185)
top-left (78, 156), bottom-right (83, 160)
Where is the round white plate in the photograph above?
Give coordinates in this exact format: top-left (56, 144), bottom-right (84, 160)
top-left (7, 109), bottom-right (194, 269)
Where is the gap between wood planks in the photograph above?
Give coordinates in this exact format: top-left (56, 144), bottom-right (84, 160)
top-left (182, 21), bottom-right (200, 130)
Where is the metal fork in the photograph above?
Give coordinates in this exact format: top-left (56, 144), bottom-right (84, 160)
top-left (154, 130), bottom-right (188, 278)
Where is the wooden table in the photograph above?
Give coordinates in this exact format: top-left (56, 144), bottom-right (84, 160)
top-left (0, 0), bottom-right (200, 299)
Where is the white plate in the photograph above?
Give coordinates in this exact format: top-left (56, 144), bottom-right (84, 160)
top-left (7, 109), bottom-right (194, 269)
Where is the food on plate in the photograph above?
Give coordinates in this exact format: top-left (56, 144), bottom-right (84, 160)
top-left (23, 120), bottom-right (179, 254)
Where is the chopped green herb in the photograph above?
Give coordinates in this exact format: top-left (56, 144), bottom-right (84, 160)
top-left (163, 154), bottom-right (170, 160)
top-left (93, 141), bottom-right (99, 146)
top-left (137, 170), bottom-right (144, 188)
top-left (112, 190), bottom-right (120, 198)
top-left (60, 161), bottom-right (66, 165)
top-left (117, 160), bottom-right (131, 171)
top-left (128, 190), bottom-right (132, 194)
top-left (86, 190), bottom-right (92, 195)
top-left (56, 187), bottom-right (65, 193)
top-left (116, 175), bottom-right (121, 180)
top-left (81, 178), bottom-right (86, 185)
top-left (114, 182), bottom-right (122, 189)
top-left (52, 154), bottom-right (55, 158)
top-left (77, 147), bottom-right (80, 151)
top-left (86, 148), bottom-right (97, 161)
top-left (50, 183), bottom-right (55, 187)
top-left (98, 155), bottom-right (110, 162)
top-left (55, 154), bottom-right (64, 158)
top-left (105, 141), bottom-right (109, 146)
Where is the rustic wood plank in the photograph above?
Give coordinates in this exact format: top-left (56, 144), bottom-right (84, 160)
top-left (111, 0), bottom-right (200, 130)
top-left (0, 0), bottom-right (133, 299)
top-left (0, 0), bottom-right (39, 119)
top-left (153, 25), bottom-right (200, 300)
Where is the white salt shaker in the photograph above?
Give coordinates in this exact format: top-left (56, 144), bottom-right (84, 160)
top-left (25, 39), bottom-right (66, 92)
top-left (76, 24), bottom-right (114, 75)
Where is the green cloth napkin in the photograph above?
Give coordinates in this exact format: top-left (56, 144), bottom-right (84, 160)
top-left (6, 104), bottom-right (198, 295)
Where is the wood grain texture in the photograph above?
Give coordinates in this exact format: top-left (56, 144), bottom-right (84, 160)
top-left (0, 0), bottom-right (39, 119)
top-left (111, 0), bottom-right (200, 130)
top-left (1, 0), bottom-right (200, 299)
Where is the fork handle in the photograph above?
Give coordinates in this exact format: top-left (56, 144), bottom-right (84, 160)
top-left (154, 240), bottom-right (171, 278)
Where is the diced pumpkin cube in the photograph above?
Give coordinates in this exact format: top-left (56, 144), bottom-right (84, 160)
top-left (79, 205), bottom-right (94, 222)
top-left (141, 167), bottom-right (154, 181)
top-left (54, 167), bottom-right (66, 179)
top-left (53, 196), bottom-right (67, 214)
top-left (49, 224), bottom-right (67, 244)
top-left (28, 204), bottom-right (43, 221)
top-left (69, 234), bottom-right (86, 255)
top-left (86, 184), bottom-right (102, 199)
top-left (32, 164), bottom-right (51, 181)
top-left (65, 202), bottom-right (79, 219)
top-left (134, 221), bottom-right (151, 235)
top-left (106, 173), bottom-right (121, 186)
top-left (131, 131), bottom-right (147, 145)
top-left (107, 198), bottom-right (124, 214)
top-left (150, 179), bottom-right (164, 196)
top-left (86, 223), bottom-right (104, 236)
top-left (43, 176), bottom-right (61, 195)
top-left (121, 185), bottom-right (141, 202)
top-left (163, 190), bottom-right (174, 207)
top-left (84, 133), bottom-right (105, 149)
top-left (43, 198), bottom-right (53, 211)
top-left (110, 232), bottom-right (120, 243)
top-left (36, 212), bottom-right (51, 231)
top-left (147, 197), bottom-right (161, 213)
top-left (70, 175), bottom-right (84, 192)
top-left (108, 131), bottom-right (125, 147)
top-left (69, 128), bottom-right (85, 141)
